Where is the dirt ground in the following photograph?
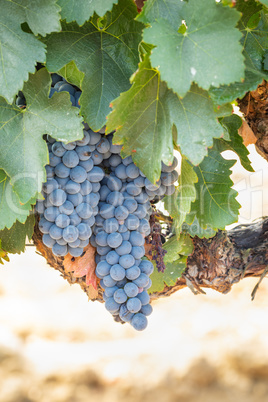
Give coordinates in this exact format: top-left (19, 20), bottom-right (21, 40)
top-left (0, 145), bottom-right (268, 402)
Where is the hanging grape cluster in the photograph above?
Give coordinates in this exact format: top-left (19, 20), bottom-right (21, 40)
top-left (35, 75), bottom-right (178, 331)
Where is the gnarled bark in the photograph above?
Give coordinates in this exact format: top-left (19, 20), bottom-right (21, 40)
top-left (33, 217), bottom-right (268, 302)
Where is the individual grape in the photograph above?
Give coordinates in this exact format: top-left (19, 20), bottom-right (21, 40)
top-left (108, 137), bottom-right (122, 154)
top-left (39, 217), bottom-right (53, 234)
top-left (79, 158), bottom-right (94, 173)
top-left (138, 219), bottom-right (150, 236)
top-left (115, 164), bottom-right (128, 180)
top-left (51, 73), bottom-right (62, 85)
top-left (144, 277), bottom-right (152, 291)
top-left (58, 83), bottom-right (76, 95)
top-left (82, 216), bottom-right (95, 226)
top-left (76, 145), bottom-right (91, 161)
top-left (118, 224), bottom-right (128, 234)
top-left (96, 231), bottom-right (108, 247)
top-left (56, 237), bottom-right (67, 245)
top-left (105, 298), bottom-right (120, 314)
top-left (88, 130), bottom-right (101, 145)
top-left (103, 275), bottom-right (117, 288)
top-left (134, 204), bottom-right (147, 219)
top-left (55, 163), bottom-right (70, 178)
top-left (126, 265), bottom-right (141, 280)
top-left (103, 218), bottom-right (119, 234)
top-left (119, 254), bottom-right (135, 269)
top-left (123, 198), bottom-right (137, 213)
top-left (134, 176), bottom-right (145, 188)
top-left (91, 182), bottom-right (101, 193)
top-left (55, 177), bottom-right (69, 188)
top-left (68, 246), bottom-right (84, 257)
top-left (96, 137), bottom-right (110, 154)
top-left (43, 178), bottom-right (59, 194)
top-left (77, 223), bottom-right (92, 240)
top-left (70, 166), bottom-right (87, 183)
top-left (133, 273), bottom-right (149, 288)
top-left (62, 150), bottom-right (79, 168)
top-left (109, 154), bottom-right (121, 167)
top-left (125, 214), bottom-right (140, 230)
top-left (52, 142), bottom-right (66, 157)
top-left (139, 260), bottom-right (154, 275)
top-left (62, 142), bottom-right (76, 150)
top-left (131, 246), bottom-right (145, 259)
top-left (131, 313), bottom-right (148, 331)
top-left (44, 206), bottom-right (60, 222)
top-left (135, 192), bottom-right (149, 204)
top-left (49, 224), bottom-right (63, 240)
top-left (140, 304), bottom-right (153, 316)
top-left (45, 165), bottom-right (54, 178)
top-left (126, 297), bottom-right (142, 313)
top-left (106, 191), bottom-right (124, 207)
top-left (68, 238), bottom-right (81, 248)
top-left (76, 203), bottom-right (93, 219)
top-left (35, 201), bottom-right (44, 214)
top-left (52, 243), bottom-right (68, 257)
top-left (87, 166), bottom-right (105, 182)
top-left (95, 215), bottom-right (104, 226)
top-left (65, 180), bottom-right (80, 194)
top-left (107, 175), bottom-right (122, 191)
top-left (97, 246), bottom-right (111, 256)
top-left (165, 184), bottom-right (175, 195)
top-left (122, 156), bottom-right (132, 166)
top-left (76, 130), bottom-right (90, 146)
top-left (113, 288), bottom-right (127, 304)
top-left (119, 304), bottom-right (134, 323)
top-left (79, 238), bottom-right (90, 248)
top-left (115, 205), bottom-right (129, 220)
top-left (83, 192), bottom-right (100, 208)
top-left (104, 286), bottom-right (118, 298)
top-left (126, 163), bottom-right (140, 179)
top-left (107, 232), bottom-right (123, 248)
top-left (99, 185), bottom-right (110, 201)
top-left (96, 261), bottom-right (111, 277)
top-left (42, 234), bottom-right (56, 248)
top-left (106, 250), bottom-right (120, 265)
top-left (100, 204), bottom-right (115, 219)
top-left (129, 231), bottom-right (144, 247)
top-left (55, 214), bottom-right (70, 228)
top-left (80, 180), bottom-right (92, 196)
top-left (126, 183), bottom-right (141, 196)
top-left (115, 240), bottom-right (132, 256)
top-left (117, 278), bottom-right (128, 287)
top-left (161, 156), bottom-right (178, 172)
top-left (110, 264), bottom-right (125, 281)
top-left (67, 193), bottom-right (83, 207)
top-left (69, 212), bottom-right (82, 226)
top-left (91, 150), bottom-right (103, 165)
top-left (124, 282), bottom-right (139, 298)
top-left (137, 291), bottom-right (150, 305)
top-left (121, 231), bottom-right (130, 241)
top-left (49, 153), bottom-right (61, 167)
top-left (62, 225), bottom-right (79, 243)
top-left (161, 170), bottom-right (178, 186)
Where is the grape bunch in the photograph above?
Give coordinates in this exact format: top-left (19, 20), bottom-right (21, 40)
top-left (36, 74), bottom-right (179, 330)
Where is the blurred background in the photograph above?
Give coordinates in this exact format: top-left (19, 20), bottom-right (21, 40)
top-left (0, 144), bottom-right (268, 402)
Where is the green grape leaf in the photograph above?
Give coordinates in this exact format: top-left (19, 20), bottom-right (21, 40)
top-left (209, 3), bottom-right (268, 104)
top-left (17, 0), bottom-right (61, 36)
top-left (164, 158), bottom-right (197, 234)
top-left (182, 216), bottom-right (217, 239)
top-left (0, 214), bottom-right (35, 254)
top-left (188, 146), bottom-right (240, 231)
top-left (217, 115), bottom-right (254, 172)
top-left (58, 0), bottom-right (119, 26)
top-left (57, 61), bottom-right (85, 90)
top-left (0, 170), bottom-right (34, 230)
top-left (136, 0), bottom-right (184, 27)
top-left (0, 68), bottom-right (84, 204)
top-left (264, 50), bottom-right (268, 69)
top-left (258, 0), bottom-right (268, 6)
top-left (0, 0), bottom-right (46, 103)
top-left (149, 257), bottom-right (187, 294)
top-left (107, 56), bottom-right (224, 182)
top-left (45, 0), bottom-right (143, 131)
top-left (106, 56), bottom-right (174, 182)
top-left (163, 234), bottom-right (193, 263)
top-left (143, 0), bottom-right (244, 98)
